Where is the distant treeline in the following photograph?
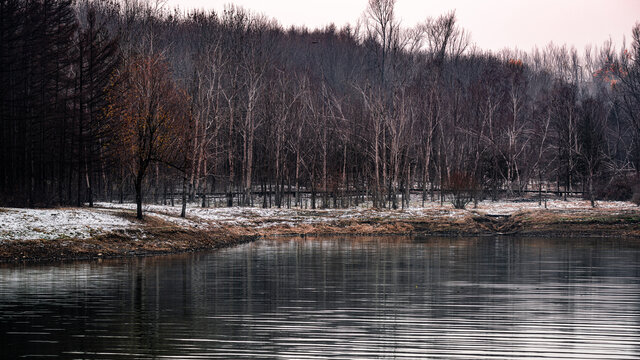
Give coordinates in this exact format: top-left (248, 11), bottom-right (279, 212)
top-left (1, 0), bottom-right (639, 217)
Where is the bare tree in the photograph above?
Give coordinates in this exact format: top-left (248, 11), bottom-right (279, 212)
top-left (107, 54), bottom-right (190, 219)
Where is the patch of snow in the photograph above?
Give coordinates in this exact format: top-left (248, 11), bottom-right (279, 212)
top-left (0, 208), bottom-right (137, 241)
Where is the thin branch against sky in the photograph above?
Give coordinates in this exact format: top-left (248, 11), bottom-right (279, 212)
top-left (167, 0), bottom-right (640, 52)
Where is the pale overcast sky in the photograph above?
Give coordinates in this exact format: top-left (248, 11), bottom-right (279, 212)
top-left (166, 0), bottom-right (640, 53)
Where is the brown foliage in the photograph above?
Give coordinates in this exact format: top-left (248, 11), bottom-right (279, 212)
top-left (106, 54), bottom-right (191, 218)
top-left (106, 54), bottom-right (191, 170)
top-left (446, 171), bottom-right (476, 209)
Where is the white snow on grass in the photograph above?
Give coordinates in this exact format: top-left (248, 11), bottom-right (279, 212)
top-left (0, 208), bottom-right (137, 241)
top-left (3, 198), bottom-right (635, 241)
top-left (469, 199), bottom-right (638, 216)
top-left (95, 198), bottom-right (639, 227)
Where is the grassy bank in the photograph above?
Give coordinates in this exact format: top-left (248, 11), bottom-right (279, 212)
top-left (1, 199), bottom-right (639, 263)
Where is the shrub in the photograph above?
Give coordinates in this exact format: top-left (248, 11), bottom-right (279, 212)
top-left (447, 171), bottom-right (476, 209)
top-left (596, 176), bottom-right (634, 201)
top-left (633, 186), bottom-right (640, 206)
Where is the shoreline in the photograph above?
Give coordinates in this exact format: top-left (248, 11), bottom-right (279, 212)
top-left (1, 200), bottom-right (639, 264)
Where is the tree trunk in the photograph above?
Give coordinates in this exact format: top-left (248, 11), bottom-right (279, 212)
top-left (201, 157), bottom-right (208, 208)
top-left (85, 164), bottom-right (92, 207)
top-left (404, 162), bottom-right (410, 209)
top-left (275, 133), bottom-right (282, 208)
top-left (245, 126), bottom-right (254, 206)
top-left (374, 124), bottom-right (380, 208)
top-left (227, 104), bottom-right (234, 207)
top-left (589, 171), bottom-right (595, 208)
top-left (322, 124), bottom-right (328, 208)
top-left (181, 173), bottom-right (187, 218)
top-left (422, 152), bottom-right (429, 207)
top-left (295, 149), bottom-right (300, 207)
top-left (135, 174), bottom-right (143, 220)
top-left (538, 169), bottom-right (542, 206)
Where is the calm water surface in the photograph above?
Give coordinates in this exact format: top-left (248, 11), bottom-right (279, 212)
top-left (1, 236), bottom-right (640, 359)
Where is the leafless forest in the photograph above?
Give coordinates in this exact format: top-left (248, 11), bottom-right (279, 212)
top-left (1, 0), bottom-right (640, 218)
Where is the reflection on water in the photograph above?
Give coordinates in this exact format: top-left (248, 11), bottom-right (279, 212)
top-left (1, 236), bottom-right (640, 359)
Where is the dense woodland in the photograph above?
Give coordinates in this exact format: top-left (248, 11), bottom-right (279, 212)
top-left (1, 0), bottom-right (640, 218)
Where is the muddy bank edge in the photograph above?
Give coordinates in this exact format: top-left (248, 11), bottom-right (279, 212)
top-left (2, 209), bottom-right (640, 264)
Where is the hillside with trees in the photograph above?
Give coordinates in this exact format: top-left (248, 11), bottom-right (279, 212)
top-left (1, 0), bottom-right (640, 219)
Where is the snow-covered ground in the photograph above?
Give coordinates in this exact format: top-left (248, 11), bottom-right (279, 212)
top-left (470, 199), bottom-right (638, 216)
top-left (96, 197), bottom-right (638, 227)
top-left (1, 198), bottom-right (636, 241)
top-left (95, 201), bottom-right (469, 226)
top-left (0, 208), bottom-right (137, 241)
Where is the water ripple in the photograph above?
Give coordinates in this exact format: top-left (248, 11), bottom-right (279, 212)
top-left (1, 236), bottom-right (640, 359)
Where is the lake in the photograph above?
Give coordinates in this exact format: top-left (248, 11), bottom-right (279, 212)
top-left (1, 236), bottom-right (640, 359)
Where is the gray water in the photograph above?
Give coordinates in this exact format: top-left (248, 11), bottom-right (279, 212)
top-left (1, 236), bottom-right (640, 359)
